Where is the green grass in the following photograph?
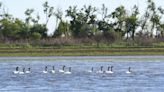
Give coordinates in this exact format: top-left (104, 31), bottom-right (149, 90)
top-left (0, 46), bottom-right (164, 56)
top-left (0, 40), bottom-right (164, 56)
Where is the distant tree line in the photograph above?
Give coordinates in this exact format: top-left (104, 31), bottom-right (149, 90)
top-left (0, 0), bottom-right (164, 46)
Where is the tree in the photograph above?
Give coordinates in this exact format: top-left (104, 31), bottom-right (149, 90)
top-left (0, 19), bottom-right (14, 39)
top-left (125, 5), bottom-right (139, 40)
top-left (24, 9), bottom-right (34, 39)
top-left (125, 16), bottom-right (138, 40)
top-left (0, 18), bottom-right (27, 40)
top-left (32, 13), bottom-right (40, 25)
top-left (30, 24), bottom-right (47, 38)
top-left (159, 24), bottom-right (164, 37)
top-left (101, 4), bottom-right (108, 21)
top-left (24, 9), bottom-right (34, 25)
top-left (146, 0), bottom-right (164, 38)
top-left (43, 1), bottom-right (54, 26)
top-left (54, 8), bottom-right (63, 29)
top-left (110, 6), bottom-right (127, 37)
top-left (31, 32), bottom-right (41, 40)
top-left (139, 10), bottom-right (149, 35)
top-left (66, 5), bottom-right (97, 38)
top-left (82, 5), bottom-right (97, 37)
top-left (96, 4), bottom-right (116, 44)
top-left (97, 4), bottom-right (110, 33)
top-left (13, 18), bottom-right (28, 39)
top-left (53, 21), bottom-right (70, 37)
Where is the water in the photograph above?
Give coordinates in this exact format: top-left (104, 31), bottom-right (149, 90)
top-left (0, 56), bottom-right (164, 92)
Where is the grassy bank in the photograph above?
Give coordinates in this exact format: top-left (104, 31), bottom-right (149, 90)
top-left (0, 46), bottom-right (164, 56)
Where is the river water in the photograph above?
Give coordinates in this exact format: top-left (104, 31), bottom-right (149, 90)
top-left (0, 56), bottom-right (164, 92)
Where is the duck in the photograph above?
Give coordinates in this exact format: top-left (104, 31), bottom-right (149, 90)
top-left (51, 66), bottom-right (55, 74)
top-left (19, 68), bottom-right (25, 74)
top-left (88, 67), bottom-right (93, 73)
top-left (107, 66), bottom-right (114, 74)
top-left (97, 66), bottom-right (104, 73)
top-left (25, 68), bottom-right (31, 74)
top-left (13, 66), bottom-right (19, 74)
top-left (126, 67), bottom-right (131, 74)
top-left (64, 67), bottom-right (72, 74)
top-left (43, 66), bottom-right (48, 73)
top-left (59, 65), bottom-right (66, 73)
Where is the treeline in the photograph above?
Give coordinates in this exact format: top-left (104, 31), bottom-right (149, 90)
top-left (0, 0), bottom-right (164, 46)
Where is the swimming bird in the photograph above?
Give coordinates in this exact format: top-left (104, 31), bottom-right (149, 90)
top-left (64, 67), bottom-right (72, 74)
top-left (43, 66), bottom-right (48, 73)
top-left (88, 67), bottom-right (93, 73)
top-left (19, 68), bottom-right (25, 74)
top-left (25, 68), bottom-right (31, 74)
top-left (106, 66), bottom-right (113, 73)
top-left (110, 66), bottom-right (114, 73)
top-left (126, 67), bottom-right (131, 74)
top-left (105, 66), bottom-right (111, 73)
top-left (51, 66), bottom-right (55, 74)
top-left (97, 66), bottom-right (104, 73)
top-left (59, 65), bottom-right (66, 73)
top-left (13, 66), bottom-right (19, 74)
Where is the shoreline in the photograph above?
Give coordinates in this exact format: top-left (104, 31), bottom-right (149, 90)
top-left (0, 47), bottom-right (164, 56)
top-left (0, 56), bottom-right (164, 62)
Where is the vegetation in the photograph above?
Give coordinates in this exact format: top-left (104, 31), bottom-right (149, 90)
top-left (0, 46), bottom-right (164, 56)
top-left (0, 0), bottom-right (164, 56)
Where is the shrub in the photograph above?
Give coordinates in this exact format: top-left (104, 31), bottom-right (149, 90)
top-left (31, 32), bottom-right (41, 40)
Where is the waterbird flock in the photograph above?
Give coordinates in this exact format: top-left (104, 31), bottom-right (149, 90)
top-left (13, 66), bottom-right (132, 75)
top-left (13, 67), bottom-right (31, 74)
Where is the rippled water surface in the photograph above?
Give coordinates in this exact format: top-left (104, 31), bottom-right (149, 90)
top-left (0, 56), bottom-right (164, 92)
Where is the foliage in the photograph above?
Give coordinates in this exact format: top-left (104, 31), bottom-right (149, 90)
top-left (30, 24), bottom-right (47, 38)
top-left (0, 0), bottom-right (164, 46)
top-left (53, 21), bottom-right (70, 37)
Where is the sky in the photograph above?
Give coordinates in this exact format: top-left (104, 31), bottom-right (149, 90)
top-left (0, 0), bottom-right (164, 34)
